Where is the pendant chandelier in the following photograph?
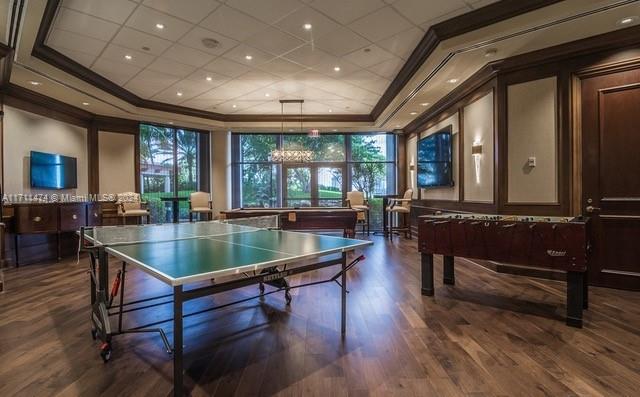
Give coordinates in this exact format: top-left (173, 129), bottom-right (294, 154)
top-left (270, 99), bottom-right (314, 162)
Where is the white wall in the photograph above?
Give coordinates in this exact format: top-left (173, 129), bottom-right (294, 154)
top-left (419, 113), bottom-right (459, 201)
top-left (507, 77), bottom-right (558, 203)
top-left (463, 92), bottom-right (494, 202)
top-left (211, 131), bottom-right (231, 215)
top-left (3, 106), bottom-right (88, 195)
top-left (99, 131), bottom-right (135, 194)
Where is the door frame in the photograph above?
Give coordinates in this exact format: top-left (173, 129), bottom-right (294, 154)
top-left (282, 162), bottom-right (347, 207)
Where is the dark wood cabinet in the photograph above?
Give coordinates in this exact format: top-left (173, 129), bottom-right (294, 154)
top-left (14, 204), bottom-right (58, 234)
top-left (59, 203), bottom-right (87, 232)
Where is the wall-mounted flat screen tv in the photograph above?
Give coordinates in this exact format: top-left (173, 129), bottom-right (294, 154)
top-left (30, 151), bottom-right (78, 189)
top-left (417, 126), bottom-right (453, 188)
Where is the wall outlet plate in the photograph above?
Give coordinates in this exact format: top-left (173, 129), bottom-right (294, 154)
top-left (528, 157), bottom-right (536, 167)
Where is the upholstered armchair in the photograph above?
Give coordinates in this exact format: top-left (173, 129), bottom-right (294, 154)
top-left (345, 190), bottom-right (370, 235)
top-left (116, 192), bottom-right (150, 225)
top-left (189, 192), bottom-right (214, 221)
top-left (387, 189), bottom-right (413, 240)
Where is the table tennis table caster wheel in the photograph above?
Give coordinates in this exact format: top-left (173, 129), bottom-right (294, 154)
top-left (100, 343), bottom-right (112, 363)
top-left (285, 290), bottom-right (292, 305)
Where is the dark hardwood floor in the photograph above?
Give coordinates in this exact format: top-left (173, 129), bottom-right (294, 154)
top-left (1, 235), bottom-right (639, 396)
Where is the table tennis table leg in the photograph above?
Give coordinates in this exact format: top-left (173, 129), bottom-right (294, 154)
top-left (341, 252), bottom-right (347, 337)
top-left (173, 285), bottom-right (184, 397)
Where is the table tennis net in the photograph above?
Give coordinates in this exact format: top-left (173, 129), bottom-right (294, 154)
top-left (83, 215), bottom-right (280, 247)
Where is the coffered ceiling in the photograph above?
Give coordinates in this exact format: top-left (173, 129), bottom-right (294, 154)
top-left (44, 0), bottom-right (496, 115)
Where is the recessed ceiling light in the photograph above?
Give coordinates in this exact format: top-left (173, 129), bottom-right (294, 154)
top-left (333, 66), bottom-right (341, 72)
top-left (28, 80), bottom-right (42, 86)
top-left (303, 23), bottom-right (312, 30)
top-left (332, 129), bottom-right (337, 132)
top-left (206, 76), bottom-right (212, 81)
top-left (265, 93), bottom-right (270, 97)
top-left (328, 109), bottom-right (332, 113)
top-left (618, 16), bottom-right (638, 25)
top-left (124, 54), bottom-right (132, 60)
top-left (245, 55), bottom-right (253, 60)
top-left (395, 124), bottom-right (401, 128)
top-left (447, 78), bottom-right (458, 84)
top-left (176, 92), bottom-right (183, 96)
top-left (410, 111), bottom-right (417, 115)
top-left (420, 102), bottom-right (429, 106)
top-left (169, 121), bottom-right (174, 125)
top-left (155, 23), bottom-right (165, 29)
top-left (232, 104), bottom-right (237, 108)
top-left (82, 102), bottom-right (90, 106)
top-left (289, 129), bottom-right (294, 132)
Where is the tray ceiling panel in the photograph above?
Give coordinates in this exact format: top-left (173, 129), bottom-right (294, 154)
top-left (44, 0), bottom-right (497, 115)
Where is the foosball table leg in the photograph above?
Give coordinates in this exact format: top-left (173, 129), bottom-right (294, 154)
top-left (443, 255), bottom-right (455, 285)
top-left (421, 253), bottom-right (434, 296)
top-left (566, 271), bottom-right (585, 328)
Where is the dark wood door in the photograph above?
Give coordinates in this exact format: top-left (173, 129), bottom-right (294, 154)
top-left (581, 68), bottom-right (640, 290)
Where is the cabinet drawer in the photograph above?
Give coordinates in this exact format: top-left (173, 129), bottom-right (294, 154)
top-left (15, 205), bottom-right (58, 233)
top-left (87, 203), bottom-right (101, 226)
top-left (60, 204), bottom-right (86, 231)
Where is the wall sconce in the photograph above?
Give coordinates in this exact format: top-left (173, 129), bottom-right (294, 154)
top-left (472, 142), bottom-right (482, 184)
top-left (471, 143), bottom-right (483, 155)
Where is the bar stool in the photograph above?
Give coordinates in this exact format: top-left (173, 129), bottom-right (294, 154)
top-left (387, 189), bottom-right (413, 240)
top-left (345, 190), bottom-right (370, 235)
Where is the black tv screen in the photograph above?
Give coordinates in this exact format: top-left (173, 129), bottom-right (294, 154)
top-left (30, 151), bottom-right (78, 189)
top-left (417, 128), bottom-right (453, 188)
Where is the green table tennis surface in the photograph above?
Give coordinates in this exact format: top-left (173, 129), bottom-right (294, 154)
top-left (84, 221), bottom-right (371, 286)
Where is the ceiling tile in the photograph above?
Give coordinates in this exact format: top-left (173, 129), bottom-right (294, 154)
top-left (392, 0), bottom-right (468, 25)
top-left (202, 57), bottom-right (251, 77)
top-left (142, 0), bottom-right (221, 24)
top-left (265, 80), bottom-right (306, 94)
top-left (180, 97), bottom-right (224, 110)
top-left (56, 47), bottom-right (97, 68)
top-left (350, 6), bottom-right (412, 42)
top-left (47, 28), bottom-right (107, 56)
top-left (112, 27), bottom-right (173, 56)
top-left (199, 5), bottom-right (269, 42)
top-left (216, 100), bottom-right (265, 113)
top-left (245, 27), bottom-right (305, 57)
top-left (283, 44), bottom-right (331, 68)
top-left (275, 5), bottom-right (341, 40)
top-left (377, 27), bottom-right (423, 60)
top-left (195, 80), bottom-right (262, 100)
top-left (55, 7), bottom-right (120, 41)
top-left (256, 58), bottom-right (307, 78)
top-left (147, 57), bottom-right (197, 78)
top-left (343, 69), bottom-right (390, 94)
top-left (293, 84), bottom-right (344, 100)
top-left (163, 44), bottom-right (215, 68)
top-left (309, 0), bottom-right (386, 25)
top-left (313, 26), bottom-right (370, 57)
top-left (225, 0), bottom-right (302, 24)
top-left (100, 43), bottom-right (156, 68)
top-left (151, 83), bottom-right (210, 103)
top-left (234, 87), bottom-right (285, 101)
top-left (222, 44), bottom-right (275, 66)
top-left (237, 71), bottom-right (280, 88)
top-left (62, 0), bottom-right (137, 24)
top-left (125, 69), bottom-right (180, 98)
top-left (419, 6), bottom-right (470, 29)
top-left (125, 5), bottom-right (194, 41)
top-left (183, 69), bottom-right (229, 88)
top-left (178, 27), bottom-right (239, 56)
top-left (368, 56), bottom-right (404, 79)
top-left (93, 57), bottom-right (143, 85)
top-left (343, 44), bottom-right (394, 68)
top-left (235, 101), bottom-right (283, 114)
top-left (321, 99), bottom-right (371, 113)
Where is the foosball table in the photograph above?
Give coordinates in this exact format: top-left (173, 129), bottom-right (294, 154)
top-left (418, 213), bottom-right (590, 327)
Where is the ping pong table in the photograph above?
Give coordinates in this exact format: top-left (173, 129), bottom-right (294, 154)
top-left (80, 217), bottom-right (371, 396)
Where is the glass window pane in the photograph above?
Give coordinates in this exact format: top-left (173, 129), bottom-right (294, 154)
top-left (241, 134), bottom-right (277, 162)
top-left (318, 167), bottom-right (343, 206)
top-left (351, 134), bottom-right (395, 161)
top-left (283, 135), bottom-right (345, 161)
top-left (140, 124), bottom-right (174, 222)
top-left (176, 129), bottom-right (199, 221)
top-left (241, 164), bottom-right (278, 208)
top-left (285, 167), bottom-right (311, 206)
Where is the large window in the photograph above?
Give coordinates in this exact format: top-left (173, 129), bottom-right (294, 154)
top-left (140, 124), bottom-right (209, 222)
top-left (232, 133), bottom-right (396, 229)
